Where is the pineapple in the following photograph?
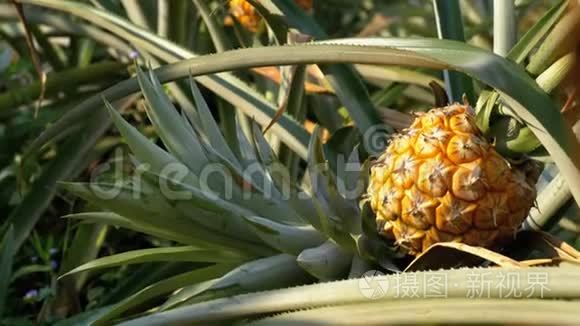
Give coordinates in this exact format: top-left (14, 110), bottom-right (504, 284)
top-left (228, 0), bottom-right (313, 31)
top-left (367, 104), bottom-right (539, 256)
top-left (228, 0), bottom-right (260, 31)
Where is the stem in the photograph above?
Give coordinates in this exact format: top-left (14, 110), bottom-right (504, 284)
top-left (493, 0), bottom-right (516, 57)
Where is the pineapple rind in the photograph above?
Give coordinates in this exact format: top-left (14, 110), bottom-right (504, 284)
top-left (367, 104), bottom-right (538, 255)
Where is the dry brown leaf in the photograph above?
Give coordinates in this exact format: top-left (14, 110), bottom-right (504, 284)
top-left (540, 231), bottom-right (580, 260)
top-left (252, 66), bottom-right (331, 94)
top-left (303, 120), bottom-right (330, 142)
top-left (405, 242), bottom-right (524, 272)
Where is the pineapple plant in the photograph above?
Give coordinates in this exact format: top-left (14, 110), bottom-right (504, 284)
top-left (3, 0), bottom-right (580, 325)
top-left (58, 68), bottom-right (578, 325)
top-left (57, 66), bottom-right (580, 324)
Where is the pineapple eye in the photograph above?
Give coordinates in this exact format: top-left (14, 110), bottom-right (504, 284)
top-left (451, 165), bottom-right (487, 202)
top-left (449, 113), bottom-right (478, 134)
top-left (401, 188), bottom-right (436, 230)
top-left (474, 194), bottom-right (510, 229)
top-left (435, 193), bottom-right (475, 235)
top-left (446, 134), bottom-right (485, 164)
top-left (391, 154), bottom-right (419, 189)
top-left (414, 128), bottom-right (451, 158)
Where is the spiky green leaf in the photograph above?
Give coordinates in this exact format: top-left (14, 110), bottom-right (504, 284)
top-left (61, 247), bottom-right (248, 278)
top-left (296, 240), bottom-right (352, 281)
top-left (244, 216), bottom-right (326, 255)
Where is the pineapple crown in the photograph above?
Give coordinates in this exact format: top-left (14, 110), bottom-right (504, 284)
top-left (62, 68), bottom-right (397, 287)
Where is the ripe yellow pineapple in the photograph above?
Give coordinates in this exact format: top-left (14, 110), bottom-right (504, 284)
top-left (228, 0), bottom-right (313, 31)
top-left (367, 103), bottom-right (539, 255)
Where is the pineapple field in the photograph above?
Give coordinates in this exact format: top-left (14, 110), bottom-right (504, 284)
top-left (1, 0), bottom-right (580, 325)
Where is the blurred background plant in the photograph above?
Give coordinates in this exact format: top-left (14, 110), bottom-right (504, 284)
top-left (0, 0), bottom-right (579, 324)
